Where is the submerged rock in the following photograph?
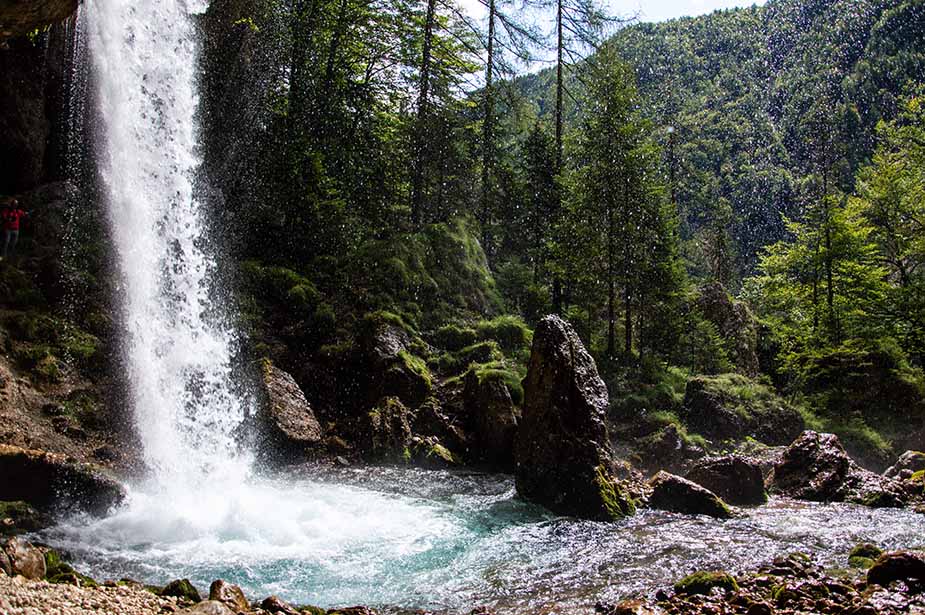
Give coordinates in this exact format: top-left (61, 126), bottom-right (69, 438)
top-left (0, 444), bottom-right (124, 515)
top-left (1, 537), bottom-right (45, 580)
top-left (768, 431), bottom-right (908, 507)
top-left (685, 455), bottom-right (767, 505)
top-left (647, 471), bottom-right (733, 519)
top-left (259, 362), bottom-right (324, 457)
top-left (514, 315), bottom-right (634, 521)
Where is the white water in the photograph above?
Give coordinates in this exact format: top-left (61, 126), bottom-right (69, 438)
top-left (86, 0), bottom-right (251, 491)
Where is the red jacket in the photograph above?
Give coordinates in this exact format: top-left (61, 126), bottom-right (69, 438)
top-left (2, 208), bottom-right (25, 231)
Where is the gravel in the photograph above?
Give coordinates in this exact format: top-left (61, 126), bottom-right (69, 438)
top-left (0, 574), bottom-right (180, 615)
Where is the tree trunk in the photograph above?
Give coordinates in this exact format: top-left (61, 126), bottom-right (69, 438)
top-left (550, 0), bottom-right (564, 314)
top-left (480, 0), bottom-right (496, 257)
top-left (410, 0), bottom-right (437, 227)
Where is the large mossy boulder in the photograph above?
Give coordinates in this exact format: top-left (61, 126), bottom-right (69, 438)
top-left (647, 471), bottom-right (733, 519)
top-left (463, 367), bottom-right (520, 467)
top-left (514, 315), bottom-right (634, 521)
top-left (685, 455), bottom-right (767, 505)
top-left (258, 362), bottom-right (324, 458)
top-left (680, 374), bottom-right (804, 445)
top-left (768, 431), bottom-right (907, 506)
top-left (358, 313), bottom-right (432, 409)
top-left (0, 444), bottom-right (124, 515)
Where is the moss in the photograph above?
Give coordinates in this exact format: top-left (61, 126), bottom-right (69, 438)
top-left (433, 323), bottom-right (479, 351)
top-left (430, 341), bottom-right (504, 375)
top-left (674, 571), bottom-right (739, 595)
top-left (471, 362), bottom-right (525, 406)
top-left (426, 442), bottom-right (460, 465)
top-left (475, 315), bottom-right (533, 353)
top-left (398, 350), bottom-right (433, 390)
top-left (594, 465), bottom-right (635, 520)
top-left (160, 579), bottom-right (201, 603)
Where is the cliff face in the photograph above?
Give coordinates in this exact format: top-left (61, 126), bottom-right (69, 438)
top-left (0, 0), bottom-right (78, 39)
top-left (0, 4), bottom-right (78, 195)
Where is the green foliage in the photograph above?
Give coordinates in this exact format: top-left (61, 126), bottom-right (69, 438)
top-left (432, 324), bottom-right (479, 351)
top-left (470, 362), bottom-right (525, 406)
top-left (429, 341), bottom-right (503, 375)
top-left (474, 315), bottom-right (532, 354)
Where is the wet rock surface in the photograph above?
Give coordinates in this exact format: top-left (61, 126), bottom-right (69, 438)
top-left (768, 431), bottom-right (910, 507)
top-left (514, 315), bottom-right (635, 521)
top-left (463, 369), bottom-right (519, 468)
top-left (647, 471), bottom-right (732, 519)
top-left (259, 363), bottom-right (324, 457)
top-left (1, 536), bottom-right (46, 580)
top-left (685, 455), bottom-right (767, 505)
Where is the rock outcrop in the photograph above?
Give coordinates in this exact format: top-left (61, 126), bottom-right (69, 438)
top-left (0, 0), bottom-right (78, 39)
top-left (681, 375), bottom-right (804, 445)
top-left (685, 455), bottom-right (767, 505)
top-left (867, 551), bottom-right (925, 588)
top-left (463, 369), bottom-right (519, 467)
top-left (768, 431), bottom-right (908, 507)
top-left (647, 471), bottom-right (733, 519)
top-left (359, 397), bottom-right (412, 461)
top-left (514, 315), bottom-right (635, 521)
top-left (259, 362), bottom-right (323, 457)
top-left (885, 450), bottom-right (925, 478)
top-left (0, 444), bottom-right (124, 515)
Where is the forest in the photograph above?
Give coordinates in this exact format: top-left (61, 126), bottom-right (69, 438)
top-left (195, 0), bottom-right (925, 466)
top-left (1, 0), bottom-right (925, 613)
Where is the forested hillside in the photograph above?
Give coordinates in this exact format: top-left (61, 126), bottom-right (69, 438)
top-left (514, 0), bottom-right (925, 281)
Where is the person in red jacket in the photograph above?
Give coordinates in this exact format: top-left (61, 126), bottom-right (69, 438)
top-left (2, 199), bottom-right (27, 259)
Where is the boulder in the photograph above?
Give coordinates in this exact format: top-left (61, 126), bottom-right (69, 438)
top-left (361, 318), bottom-right (431, 408)
top-left (0, 0), bottom-right (77, 38)
top-left (885, 451), bottom-right (925, 478)
top-left (259, 363), bottom-right (324, 455)
top-left (681, 375), bottom-right (804, 445)
top-left (412, 397), bottom-right (467, 454)
top-left (635, 424), bottom-right (705, 473)
top-left (768, 431), bottom-right (908, 507)
top-left (647, 471), bottom-right (732, 519)
top-left (0, 444), bottom-right (124, 515)
top-left (176, 601), bottom-right (236, 615)
top-left (464, 369), bottom-right (519, 467)
top-left (161, 579), bottom-right (202, 603)
top-left (1, 537), bottom-right (45, 579)
top-left (261, 595), bottom-right (300, 614)
top-left (359, 397), bottom-right (412, 461)
top-left (209, 579), bottom-right (248, 611)
top-left (867, 551), bottom-right (925, 587)
top-left (685, 455), bottom-right (767, 505)
top-left (514, 315), bottom-right (635, 521)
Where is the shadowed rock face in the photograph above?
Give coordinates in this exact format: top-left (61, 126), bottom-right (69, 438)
top-left (0, 0), bottom-right (77, 38)
top-left (686, 455), bottom-right (767, 506)
top-left (515, 315), bottom-right (634, 521)
top-left (0, 444), bottom-right (124, 516)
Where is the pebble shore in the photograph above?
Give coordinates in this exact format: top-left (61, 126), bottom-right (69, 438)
top-left (0, 574), bottom-right (179, 615)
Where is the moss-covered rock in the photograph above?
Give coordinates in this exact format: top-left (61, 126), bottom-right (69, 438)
top-left (161, 579), bottom-right (202, 603)
top-left (0, 500), bottom-right (50, 536)
top-left (848, 543), bottom-right (883, 569)
top-left (673, 570), bottom-right (739, 595)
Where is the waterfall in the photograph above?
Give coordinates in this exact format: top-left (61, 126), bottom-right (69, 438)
top-left (85, 0), bottom-right (251, 489)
